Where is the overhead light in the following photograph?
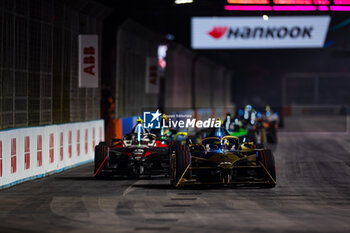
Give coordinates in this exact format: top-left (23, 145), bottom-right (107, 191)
top-left (331, 5), bottom-right (350, 11)
top-left (273, 5), bottom-right (317, 10)
top-left (175, 0), bottom-right (194, 4)
top-left (262, 14), bottom-right (269, 20)
top-left (224, 5), bottom-right (272, 10)
top-left (227, 0), bottom-right (269, 3)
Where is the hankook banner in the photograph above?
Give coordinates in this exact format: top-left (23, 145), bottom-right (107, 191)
top-left (191, 16), bottom-right (331, 49)
top-left (78, 35), bottom-right (99, 88)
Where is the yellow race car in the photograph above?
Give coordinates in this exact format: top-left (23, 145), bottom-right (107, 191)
top-left (170, 127), bottom-right (276, 188)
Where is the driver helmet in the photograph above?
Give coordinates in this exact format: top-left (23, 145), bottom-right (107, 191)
top-left (130, 117), bottom-right (148, 135)
top-left (208, 122), bottom-right (230, 138)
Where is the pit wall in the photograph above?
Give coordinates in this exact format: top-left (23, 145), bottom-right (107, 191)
top-left (0, 120), bottom-right (104, 189)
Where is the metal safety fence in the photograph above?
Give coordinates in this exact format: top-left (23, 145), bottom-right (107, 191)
top-left (0, 0), bottom-right (111, 130)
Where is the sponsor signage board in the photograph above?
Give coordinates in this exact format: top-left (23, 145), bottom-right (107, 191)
top-left (145, 57), bottom-right (159, 94)
top-left (78, 35), bottom-right (99, 88)
top-left (191, 16), bottom-right (331, 49)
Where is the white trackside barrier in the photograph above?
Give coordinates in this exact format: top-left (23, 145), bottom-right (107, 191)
top-left (0, 120), bottom-right (104, 189)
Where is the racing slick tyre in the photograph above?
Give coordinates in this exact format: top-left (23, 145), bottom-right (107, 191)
top-left (170, 143), bottom-right (191, 187)
top-left (94, 142), bottom-right (108, 179)
top-left (257, 149), bottom-right (276, 188)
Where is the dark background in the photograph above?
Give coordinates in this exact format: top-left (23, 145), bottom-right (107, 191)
top-left (99, 0), bottom-right (350, 107)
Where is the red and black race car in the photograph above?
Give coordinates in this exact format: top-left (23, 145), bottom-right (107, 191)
top-left (94, 118), bottom-right (171, 178)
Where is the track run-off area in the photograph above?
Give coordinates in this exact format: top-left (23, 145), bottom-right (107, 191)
top-left (0, 132), bottom-right (349, 233)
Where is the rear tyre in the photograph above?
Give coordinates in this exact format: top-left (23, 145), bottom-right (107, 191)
top-left (258, 149), bottom-right (276, 188)
top-left (94, 142), bottom-right (108, 179)
top-left (170, 143), bottom-right (190, 187)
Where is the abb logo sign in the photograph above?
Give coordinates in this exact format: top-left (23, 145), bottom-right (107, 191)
top-left (78, 35), bottom-right (98, 88)
top-left (37, 135), bottom-right (42, 167)
top-left (49, 133), bottom-right (54, 163)
top-left (77, 130), bottom-right (80, 156)
top-left (92, 128), bottom-right (96, 151)
top-left (0, 141), bottom-right (2, 177)
top-left (85, 129), bottom-right (88, 154)
top-left (68, 131), bottom-right (72, 158)
top-left (24, 136), bottom-right (30, 170)
top-left (11, 138), bottom-right (16, 173)
top-left (145, 57), bottom-right (159, 94)
top-left (83, 47), bottom-right (95, 76)
top-left (60, 132), bottom-right (64, 161)
top-left (148, 65), bottom-right (158, 86)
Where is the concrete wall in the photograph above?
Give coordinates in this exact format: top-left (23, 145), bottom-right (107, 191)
top-left (116, 20), bottom-right (163, 117)
top-left (116, 20), bottom-right (235, 118)
top-left (0, 120), bottom-right (104, 189)
top-left (165, 43), bottom-right (195, 109)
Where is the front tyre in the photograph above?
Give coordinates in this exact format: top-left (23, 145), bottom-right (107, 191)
top-left (257, 149), bottom-right (276, 188)
top-left (94, 142), bottom-right (108, 179)
top-left (170, 143), bottom-right (190, 187)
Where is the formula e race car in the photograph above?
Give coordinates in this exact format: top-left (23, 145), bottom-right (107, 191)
top-left (150, 128), bottom-right (188, 144)
top-left (149, 114), bottom-right (189, 144)
top-left (170, 126), bottom-right (276, 188)
top-left (94, 118), bottom-right (171, 178)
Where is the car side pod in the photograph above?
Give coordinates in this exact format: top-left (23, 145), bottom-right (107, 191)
top-left (94, 142), bottom-right (109, 179)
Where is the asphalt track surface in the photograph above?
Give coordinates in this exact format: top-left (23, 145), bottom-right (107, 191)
top-left (0, 132), bottom-right (350, 233)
